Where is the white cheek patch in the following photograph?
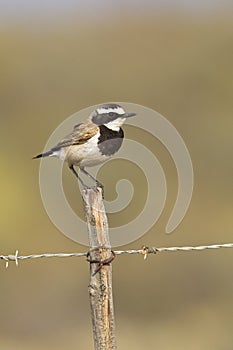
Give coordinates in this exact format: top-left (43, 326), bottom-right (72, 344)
top-left (104, 118), bottom-right (126, 131)
top-left (97, 107), bottom-right (125, 115)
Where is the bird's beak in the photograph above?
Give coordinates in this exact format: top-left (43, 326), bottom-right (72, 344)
top-left (124, 112), bottom-right (136, 118)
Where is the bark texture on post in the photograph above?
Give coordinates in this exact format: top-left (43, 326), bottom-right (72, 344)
top-left (82, 187), bottom-right (117, 350)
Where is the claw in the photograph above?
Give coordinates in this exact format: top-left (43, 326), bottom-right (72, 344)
top-left (96, 182), bottom-right (104, 198)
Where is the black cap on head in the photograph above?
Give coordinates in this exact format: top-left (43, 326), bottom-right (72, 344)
top-left (92, 104), bottom-right (136, 125)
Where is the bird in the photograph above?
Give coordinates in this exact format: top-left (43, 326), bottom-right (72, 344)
top-left (33, 103), bottom-right (136, 189)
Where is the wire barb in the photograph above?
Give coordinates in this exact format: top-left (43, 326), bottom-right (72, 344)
top-left (141, 246), bottom-right (150, 260)
top-left (0, 243), bottom-right (232, 266)
top-left (3, 250), bottom-right (19, 268)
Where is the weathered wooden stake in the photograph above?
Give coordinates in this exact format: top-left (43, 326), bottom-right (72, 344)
top-left (82, 187), bottom-right (117, 350)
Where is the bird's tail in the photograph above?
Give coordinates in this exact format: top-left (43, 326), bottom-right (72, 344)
top-left (32, 151), bottom-right (53, 159)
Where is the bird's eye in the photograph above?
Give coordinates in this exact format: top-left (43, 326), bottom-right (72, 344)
top-left (109, 112), bottom-right (115, 117)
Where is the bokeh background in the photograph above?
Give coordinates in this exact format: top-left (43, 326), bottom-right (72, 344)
top-left (1, 1), bottom-right (232, 349)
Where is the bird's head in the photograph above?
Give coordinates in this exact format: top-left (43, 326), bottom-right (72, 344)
top-left (90, 104), bottom-right (136, 131)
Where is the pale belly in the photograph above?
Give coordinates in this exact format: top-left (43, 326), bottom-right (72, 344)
top-left (57, 133), bottom-right (112, 168)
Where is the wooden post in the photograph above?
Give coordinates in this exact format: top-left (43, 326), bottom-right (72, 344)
top-left (82, 187), bottom-right (117, 350)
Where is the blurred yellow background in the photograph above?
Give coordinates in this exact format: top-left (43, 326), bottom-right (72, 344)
top-left (0, 2), bottom-right (232, 349)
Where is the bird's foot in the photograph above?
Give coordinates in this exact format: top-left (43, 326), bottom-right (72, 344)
top-left (96, 181), bottom-right (104, 198)
top-left (81, 183), bottom-right (104, 198)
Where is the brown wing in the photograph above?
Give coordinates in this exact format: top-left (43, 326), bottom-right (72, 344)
top-left (51, 121), bottom-right (98, 151)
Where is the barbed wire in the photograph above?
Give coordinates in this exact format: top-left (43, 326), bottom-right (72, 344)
top-left (0, 243), bottom-right (232, 268)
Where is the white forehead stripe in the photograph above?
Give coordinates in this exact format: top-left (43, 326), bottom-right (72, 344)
top-left (97, 107), bottom-right (125, 115)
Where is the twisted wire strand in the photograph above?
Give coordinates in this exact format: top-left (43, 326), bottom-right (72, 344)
top-left (1, 243), bottom-right (232, 267)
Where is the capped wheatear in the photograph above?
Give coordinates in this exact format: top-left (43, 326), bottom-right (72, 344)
top-left (33, 103), bottom-right (136, 189)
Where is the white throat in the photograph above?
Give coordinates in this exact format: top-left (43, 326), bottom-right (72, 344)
top-left (104, 118), bottom-right (126, 131)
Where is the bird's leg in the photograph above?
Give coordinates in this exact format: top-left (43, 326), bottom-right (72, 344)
top-left (69, 165), bottom-right (88, 189)
top-left (80, 168), bottom-right (104, 191)
top-left (70, 166), bottom-right (104, 197)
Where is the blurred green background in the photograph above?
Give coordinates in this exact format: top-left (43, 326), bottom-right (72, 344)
top-left (0, 1), bottom-right (232, 349)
